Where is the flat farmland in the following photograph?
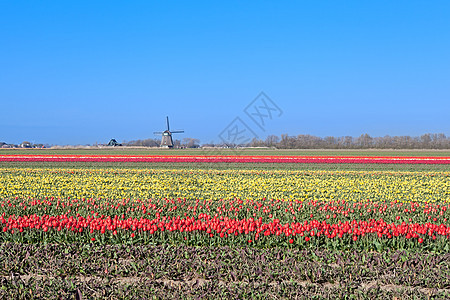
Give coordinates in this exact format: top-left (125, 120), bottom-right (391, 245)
top-left (0, 150), bottom-right (449, 299)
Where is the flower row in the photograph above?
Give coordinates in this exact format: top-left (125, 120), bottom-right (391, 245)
top-left (2, 197), bottom-right (449, 225)
top-left (2, 213), bottom-right (449, 244)
top-left (2, 168), bottom-right (448, 203)
top-left (1, 155), bottom-right (449, 164)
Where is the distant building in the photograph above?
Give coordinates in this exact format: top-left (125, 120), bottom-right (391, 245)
top-left (153, 117), bottom-right (184, 148)
top-left (107, 139), bottom-right (122, 147)
top-left (20, 141), bottom-right (32, 148)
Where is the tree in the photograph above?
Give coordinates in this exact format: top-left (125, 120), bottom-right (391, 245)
top-left (265, 135), bottom-right (280, 147)
top-left (182, 138), bottom-right (200, 148)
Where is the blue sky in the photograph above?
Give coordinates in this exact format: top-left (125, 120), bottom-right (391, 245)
top-left (1, 1), bottom-right (449, 145)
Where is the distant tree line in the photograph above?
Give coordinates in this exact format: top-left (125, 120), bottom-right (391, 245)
top-left (246, 133), bottom-right (450, 149)
top-left (122, 138), bottom-right (161, 147)
top-left (3, 133), bottom-right (448, 149)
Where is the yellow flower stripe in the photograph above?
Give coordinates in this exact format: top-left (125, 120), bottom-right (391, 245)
top-left (0, 168), bottom-right (448, 203)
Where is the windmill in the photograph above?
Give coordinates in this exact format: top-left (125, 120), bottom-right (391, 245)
top-left (153, 116), bottom-right (184, 148)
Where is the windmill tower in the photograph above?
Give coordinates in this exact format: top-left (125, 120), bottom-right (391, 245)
top-left (154, 116), bottom-right (184, 148)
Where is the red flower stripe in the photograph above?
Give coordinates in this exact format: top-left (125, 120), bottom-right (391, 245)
top-left (2, 214), bottom-right (449, 242)
top-left (1, 155), bottom-right (449, 164)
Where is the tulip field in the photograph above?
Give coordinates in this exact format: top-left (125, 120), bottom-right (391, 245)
top-left (0, 151), bottom-right (449, 299)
